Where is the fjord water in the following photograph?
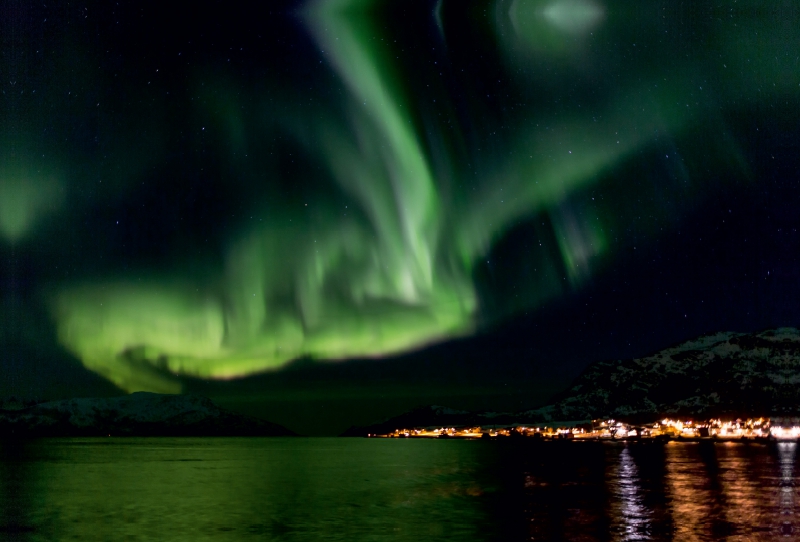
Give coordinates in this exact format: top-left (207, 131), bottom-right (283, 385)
top-left (0, 439), bottom-right (798, 541)
top-left (0, 438), bottom-right (512, 541)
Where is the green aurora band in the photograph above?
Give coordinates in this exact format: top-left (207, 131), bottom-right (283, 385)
top-left (50, 0), bottom-right (759, 393)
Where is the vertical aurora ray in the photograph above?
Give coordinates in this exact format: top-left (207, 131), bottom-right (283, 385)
top-left (306, 0), bottom-right (441, 303)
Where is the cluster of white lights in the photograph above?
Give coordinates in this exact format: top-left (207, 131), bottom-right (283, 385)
top-left (770, 426), bottom-right (800, 440)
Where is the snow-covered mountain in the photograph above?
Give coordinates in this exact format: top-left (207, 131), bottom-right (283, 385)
top-left (523, 327), bottom-right (800, 422)
top-left (343, 328), bottom-right (800, 434)
top-left (0, 392), bottom-right (295, 437)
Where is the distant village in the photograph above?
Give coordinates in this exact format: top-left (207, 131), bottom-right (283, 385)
top-left (371, 417), bottom-right (800, 441)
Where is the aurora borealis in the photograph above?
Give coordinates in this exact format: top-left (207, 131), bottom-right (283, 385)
top-left (2, 0), bottom-right (799, 433)
top-left (53, 0), bottom-right (689, 392)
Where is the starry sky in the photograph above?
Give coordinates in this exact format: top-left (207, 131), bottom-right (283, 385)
top-left (1, 0), bottom-right (799, 434)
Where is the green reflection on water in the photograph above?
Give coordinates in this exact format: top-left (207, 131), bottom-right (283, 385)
top-left (2, 438), bottom-right (508, 542)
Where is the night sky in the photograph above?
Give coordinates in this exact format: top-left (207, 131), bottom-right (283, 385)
top-left (2, 0), bottom-right (799, 434)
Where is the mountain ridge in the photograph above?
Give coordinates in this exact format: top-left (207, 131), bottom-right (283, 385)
top-left (0, 392), bottom-right (296, 437)
top-left (530, 327), bottom-right (800, 421)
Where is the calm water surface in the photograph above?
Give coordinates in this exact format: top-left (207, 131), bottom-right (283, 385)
top-left (0, 438), bottom-right (798, 541)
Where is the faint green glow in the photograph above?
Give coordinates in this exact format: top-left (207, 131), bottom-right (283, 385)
top-left (504, 0), bottom-right (603, 54)
top-left (0, 158), bottom-right (61, 242)
top-left (553, 207), bottom-right (607, 287)
top-left (540, 0), bottom-right (603, 35)
top-left (53, 0), bottom-right (699, 393)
